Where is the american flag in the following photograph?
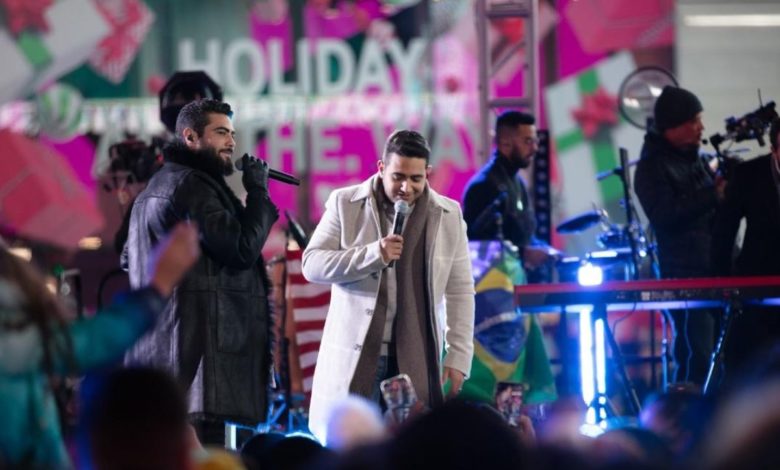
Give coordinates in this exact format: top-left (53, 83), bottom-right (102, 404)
top-left (285, 248), bottom-right (330, 399)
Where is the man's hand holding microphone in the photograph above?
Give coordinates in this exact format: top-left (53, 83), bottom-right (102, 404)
top-left (381, 200), bottom-right (410, 266)
top-left (239, 154), bottom-right (271, 194)
top-left (380, 234), bottom-right (404, 264)
top-left (237, 154), bottom-right (280, 228)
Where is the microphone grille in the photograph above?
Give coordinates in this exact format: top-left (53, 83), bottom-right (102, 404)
top-left (234, 153), bottom-right (250, 171)
top-left (394, 200), bottom-right (410, 214)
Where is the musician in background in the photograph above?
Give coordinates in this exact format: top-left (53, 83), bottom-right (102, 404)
top-left (462, 111), bottom-right (555, 281)
top-left (711, 118), bottom-right (780, 374)
top-left (634, 86), bottom-right (726, 385)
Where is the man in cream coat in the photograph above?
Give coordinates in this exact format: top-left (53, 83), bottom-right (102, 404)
top-left (302, 130), bottom-right (475, 443)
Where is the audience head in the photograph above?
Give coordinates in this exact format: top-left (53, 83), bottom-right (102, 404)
top-left (639, 383), bottom-right (713, 459)
top-left (79, 367), bottom-right (191, 470)
top-left (389, 399), bottom-right (529, 469)
top-left (267, 434), bottom-right (331, 470)
top-left (325, 395), bottom-right (387, 451)
top-left (594, 426), bottom-right (674, 470)
top-left (702, 379), bottom-right (780, 470)
top-left (239, 431), bottom-right (285, 470)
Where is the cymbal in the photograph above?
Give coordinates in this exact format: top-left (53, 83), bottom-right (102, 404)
top-left (556, 210), bottom-right (601, 234)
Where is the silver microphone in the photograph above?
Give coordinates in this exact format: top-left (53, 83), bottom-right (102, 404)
top-left (388, 200), bottom-right (410, 268)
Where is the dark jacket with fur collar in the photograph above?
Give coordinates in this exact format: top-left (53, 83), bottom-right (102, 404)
top-left (123, 142), bottom-right (278, 424)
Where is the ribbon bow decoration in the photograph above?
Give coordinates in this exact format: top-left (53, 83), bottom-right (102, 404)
top-left (1, 0), bottom-right (53, 36)
top-left (571, 87), bottom-right (619, 139)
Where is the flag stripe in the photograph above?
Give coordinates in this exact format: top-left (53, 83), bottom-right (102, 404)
top-left (293, 291), bottom-right (332, 308)
top-left (296, 320), bottom-right (327, 332)
top-left (293, 306), bottom-right (329, 322)
top-left (285, 248), bottom-right (329, 401)
top-left (297, 342), bottom-right (322, 355)
top-left (290, 282), bottom-right (330, 298)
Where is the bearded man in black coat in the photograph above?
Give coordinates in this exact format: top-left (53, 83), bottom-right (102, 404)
top-left (123, 99), bottom-right (279, 445)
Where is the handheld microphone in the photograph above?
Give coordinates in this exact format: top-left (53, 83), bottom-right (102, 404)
top-left (388, 200), bottom-right (410, 268)
top-left (234, 154), bottom-right (301, 186)
top-left (285, 210), bottom-right (309, 250)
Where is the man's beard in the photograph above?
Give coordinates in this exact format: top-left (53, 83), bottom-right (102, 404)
top-left (512, 150), bottom-right (532, 169)
top-left (203, 146), bottom-right (234, 176)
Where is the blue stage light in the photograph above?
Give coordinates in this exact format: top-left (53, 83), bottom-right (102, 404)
top-left (577, 262), bottom-right (604, 286)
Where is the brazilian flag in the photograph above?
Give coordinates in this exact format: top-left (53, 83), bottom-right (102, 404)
top-left (459, 241), bottom-right (557, 405)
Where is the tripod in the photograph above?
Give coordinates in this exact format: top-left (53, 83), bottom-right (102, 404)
top-left (702, 298), bottom-right (742, 394)
top-left (583, 148), bottom-right (655, 418)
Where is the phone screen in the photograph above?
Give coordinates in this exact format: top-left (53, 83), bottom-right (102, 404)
top-left (380, 373), bottom-right (418, 424)
top-left (494, 381), bottom-right (526, 427)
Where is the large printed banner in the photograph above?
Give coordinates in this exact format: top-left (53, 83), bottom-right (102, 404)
top-left (247, 93), bottom-right (480, 222)
top-left (544, 52), bottom-right (645, 253)
top-left (0, 0), bottom-right (542, 238)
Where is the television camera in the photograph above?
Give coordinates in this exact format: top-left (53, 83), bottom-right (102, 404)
top-left (708, 100), bottom-right (778, 176)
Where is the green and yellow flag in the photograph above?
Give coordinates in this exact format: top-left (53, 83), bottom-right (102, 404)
top-left (460, 241), bottom-right (557, 405)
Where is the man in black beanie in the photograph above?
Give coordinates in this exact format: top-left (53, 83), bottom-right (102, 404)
top-left (634, 85), bottom-right (725, 386)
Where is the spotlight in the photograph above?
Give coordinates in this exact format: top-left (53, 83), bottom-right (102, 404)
top-left (577, 262), bottom-right (603, 287)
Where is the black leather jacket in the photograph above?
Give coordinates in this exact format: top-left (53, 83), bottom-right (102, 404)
top-left (122, 142), bottom-right (278, 425)
top-left (634, 132), bottom-right (718, 278)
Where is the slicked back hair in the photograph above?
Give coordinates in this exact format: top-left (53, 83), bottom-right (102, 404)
top-left (383, 130), bottom-right (431, 164)
top-left (174, 98), bottom-right (233, 139)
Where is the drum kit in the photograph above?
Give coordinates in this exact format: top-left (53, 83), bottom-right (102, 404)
top-left (554, 207), bottom-right (651, 282)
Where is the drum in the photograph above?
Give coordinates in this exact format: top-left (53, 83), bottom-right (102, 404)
top-left (597, 228), bottom-right (630, 249)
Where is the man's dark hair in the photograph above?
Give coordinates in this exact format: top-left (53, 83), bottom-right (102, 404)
top-left (495, 110), bottom-right (535, 140)
top-left (390, 400), bottom-right (528, 470)
top-left (174, 98), bottom-right (233, 138)
top-left (383, 129), bottom-right (431, 163)
top-left (79, 367), bottom-right (190, 470)
top-left (770, 117), bottom-right (780, 150)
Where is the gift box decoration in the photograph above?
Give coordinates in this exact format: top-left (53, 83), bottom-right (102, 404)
top-left (0, 129), bottom-right (104, 248)
top-left (564, 0), bottom-right (674, 54)
top-left (89, 0), bottom-right (155, 84)
top-left (0, 0), bottom-right (111, 104)
top-left (544, 52), bottom-right (645, 252)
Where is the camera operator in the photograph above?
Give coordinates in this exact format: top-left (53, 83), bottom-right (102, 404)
top-left (711, 118), bottom-right (780, 377)
top-left (634, 86), bottom-right (724, 386)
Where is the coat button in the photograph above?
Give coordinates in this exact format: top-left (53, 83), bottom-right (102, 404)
top-left (371, 272), bottom-right (379, 279)
top-left (354, 344), bottom-right (362, 351)
top-left (365, 308), bottom-right (373, 316)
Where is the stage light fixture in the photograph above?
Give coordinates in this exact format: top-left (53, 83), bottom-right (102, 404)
top-left (577, 262), bottom-right (604, 287)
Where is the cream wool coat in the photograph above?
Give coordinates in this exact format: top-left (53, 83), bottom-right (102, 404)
top-left (302, 175), bottom-right (475, 443)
